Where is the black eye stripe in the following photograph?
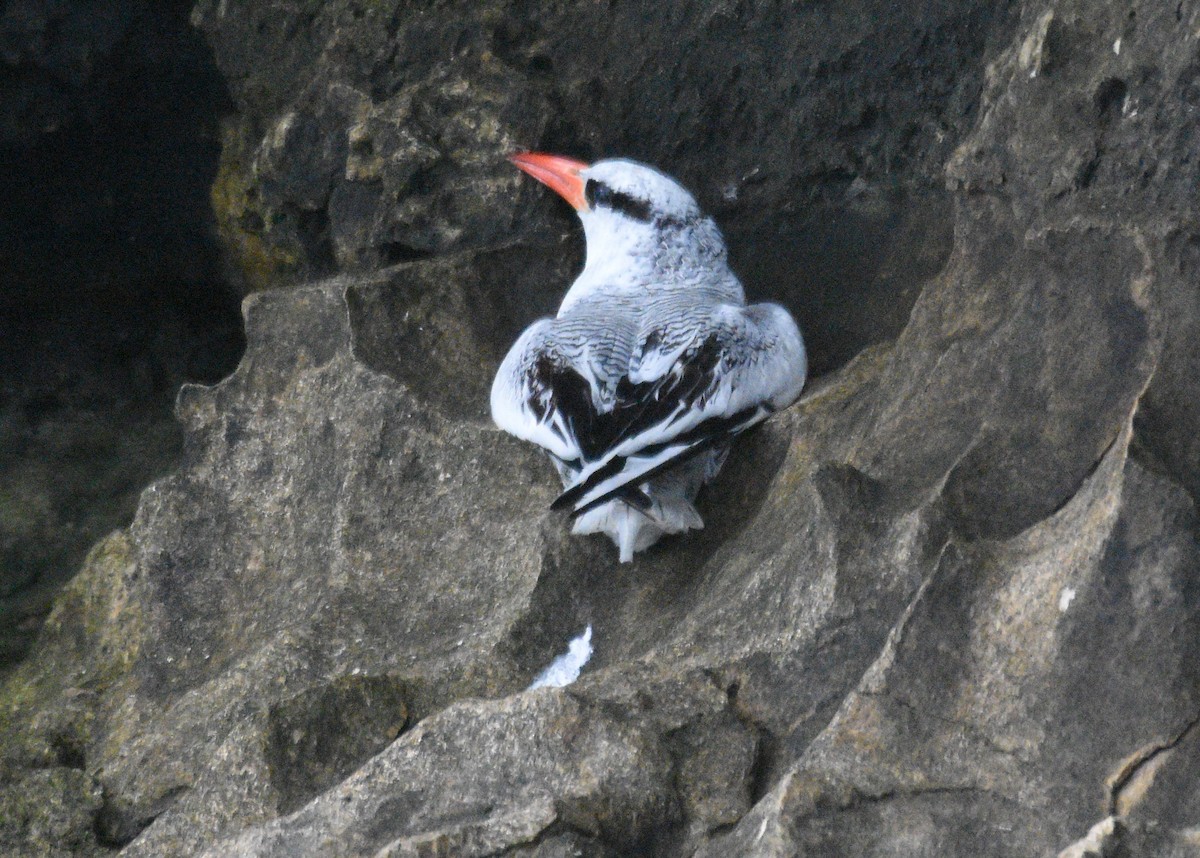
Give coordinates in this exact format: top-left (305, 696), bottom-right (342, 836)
top-left (610, 192), bottom-right (652, 221)
top-left (584, 179), bottom-right (653, 222)
top-left (583, 178), bottom-right (604, 208)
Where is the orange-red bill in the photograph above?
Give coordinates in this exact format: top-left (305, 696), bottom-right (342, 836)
top-left (509, 152), bottom-right (590, 211)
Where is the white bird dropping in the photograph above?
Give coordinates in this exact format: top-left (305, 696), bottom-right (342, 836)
top-left (528, 625), bottom-right (594, 690)
top-left (492, 153), bottom-right (807, 561)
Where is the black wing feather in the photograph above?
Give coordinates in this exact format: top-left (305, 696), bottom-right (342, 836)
top-left (552, 404), bottom-right (764, 516)
top-left (530, 333), bottom-right (722, 464)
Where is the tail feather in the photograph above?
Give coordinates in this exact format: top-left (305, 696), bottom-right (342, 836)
top-left (557, 446), bottom-right (726, 562)
top-left (572, 494), bottom-right (705, 563)
top-left (553, 405), bottom-right (765, 517)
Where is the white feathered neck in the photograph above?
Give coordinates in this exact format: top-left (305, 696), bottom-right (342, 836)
top-left (557, 159), bottom-right (741, 314)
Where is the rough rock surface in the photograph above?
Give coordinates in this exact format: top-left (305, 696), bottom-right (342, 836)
top-left (3, 0), bottom-right (1200, 856)
top-left (0, 294), bottom-right (244, 672)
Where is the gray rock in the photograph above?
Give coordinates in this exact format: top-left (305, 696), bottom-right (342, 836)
top-left (3, 0), bottom-right (1200, 855)
top-left (0, 767), bottom-right (105, 857)
top-left (0, 297), bottom-right (242, 672)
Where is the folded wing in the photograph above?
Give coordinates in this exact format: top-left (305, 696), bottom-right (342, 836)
top-left (490, 311), bottom-right (637, 466)
top-left (490, 301), bottom-right (806, 516)
top-left (553, 302), bottom-right (806, 515)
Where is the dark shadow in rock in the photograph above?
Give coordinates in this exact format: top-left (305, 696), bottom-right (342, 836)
top-left (504, 423), bottom-right (791, 681)
top-left (95, 783), bottom-right (189, 849)
top-left (1132, 230), bottom-right (1200, 507)
top-left (725, 187), bottom-right (953, 378)
top-left (935, 226), bottom-right (1153, 542)
top-left (0, 0), bottom-right (235, 310)
top-left (0, 0), bottom-right (244, 675)
top-left (265, 675), bottom-right (409, 815)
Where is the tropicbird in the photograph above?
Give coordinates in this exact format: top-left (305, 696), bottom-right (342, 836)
top-left (491, 153), bottom-right (807, 562)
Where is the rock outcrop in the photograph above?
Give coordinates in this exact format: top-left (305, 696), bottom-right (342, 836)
top-left (3, 0), bottom-right (1200, 855)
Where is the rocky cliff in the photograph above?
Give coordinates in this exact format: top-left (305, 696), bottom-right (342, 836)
top-left (3, 0), bottom-right (1200, 855)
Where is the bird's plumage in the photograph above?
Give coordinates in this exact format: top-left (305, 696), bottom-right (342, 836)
top-left (492, 155), bottom-right (806, 561)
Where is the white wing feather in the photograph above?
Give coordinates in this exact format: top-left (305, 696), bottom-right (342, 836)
top-left (490, 319), bottom-right (580, 462)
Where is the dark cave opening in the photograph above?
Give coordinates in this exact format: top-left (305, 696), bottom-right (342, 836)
top-left (0, 0), bottom-right (245, 670)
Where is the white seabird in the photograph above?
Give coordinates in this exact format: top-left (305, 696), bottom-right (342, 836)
top-left (491, 152), bottom-right (807, 562)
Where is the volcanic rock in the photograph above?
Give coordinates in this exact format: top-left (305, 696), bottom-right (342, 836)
top-left (3, 0), bottom-right (1200, 855)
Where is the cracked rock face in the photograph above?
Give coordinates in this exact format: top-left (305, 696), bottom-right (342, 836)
top-left (3, 0), bottom-right (1200, 855)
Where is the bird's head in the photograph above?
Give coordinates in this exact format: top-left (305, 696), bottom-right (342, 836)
top-left (510, 152), bottom-right (728, 284)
